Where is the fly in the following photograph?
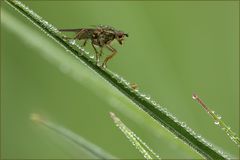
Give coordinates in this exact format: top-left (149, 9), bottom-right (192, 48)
top-left (59, 25), bottom-right (128, 67)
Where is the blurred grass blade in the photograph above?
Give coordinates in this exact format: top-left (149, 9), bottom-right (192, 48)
top-left (30, 113), bottom-right (116, 159)
top-left (192, 94), bottom-right (240, 146)
top-left (110, 112), bottom-right (161, 160)
top-left (5, 0), bottom-right (229, 159)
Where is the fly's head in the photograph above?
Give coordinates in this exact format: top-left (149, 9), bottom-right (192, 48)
top-left (115, 31), bottom-right (128, 45)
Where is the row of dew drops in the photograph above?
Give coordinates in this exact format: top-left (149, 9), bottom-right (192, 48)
top-left (110, 112), bottom-right (160, 160)
top-left (211, 111), bottom-right (239, 146)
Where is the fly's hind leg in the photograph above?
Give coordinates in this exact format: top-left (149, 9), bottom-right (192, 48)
top-left (61, 29), bottom-right (85, 40)
top-left (91, 42), bottom-right (100, 64)
top-left (102, 45), bottom-right (117, 68)
top-left (74, 29), bottom-right (86, 40)
top-left (81, 39), bottom-right (88, 47)
top-left (99, 47), bottom-right (103, 58)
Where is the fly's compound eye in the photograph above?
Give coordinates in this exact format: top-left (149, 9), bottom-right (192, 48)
top-left (118, 34), bottom-right (123, 38)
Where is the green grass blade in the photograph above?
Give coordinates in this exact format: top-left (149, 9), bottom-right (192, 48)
top-left (5, 0), bottom-right (229, 159)
top-left (30, 113), bottom-right (116, 159)
top-left (110, 112), bottom-right (161, 160)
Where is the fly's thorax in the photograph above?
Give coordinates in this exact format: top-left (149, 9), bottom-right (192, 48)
top-left (103, 33), bottom-right (115, 44)
top-left (92, 31), bottom-right (115, 47)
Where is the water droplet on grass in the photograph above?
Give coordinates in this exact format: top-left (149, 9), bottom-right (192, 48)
top-left (145, 96), bottom-right (151, 100)
top-left (214, 121), bottom-right (219, 125)
top-left (181, 122), bottom-right (186, 127)
top-left (69, 40), bottom-right (76, 45)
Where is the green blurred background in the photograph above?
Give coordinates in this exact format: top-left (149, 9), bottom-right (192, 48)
top-left (1, 1), bottom-right (239, 159)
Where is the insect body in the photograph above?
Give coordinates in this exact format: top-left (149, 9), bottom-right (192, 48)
top-left (59, 25), bottom-right (128, 67)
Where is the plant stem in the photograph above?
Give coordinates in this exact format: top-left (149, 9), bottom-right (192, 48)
top-left (192, 94), bottom-right (240, 146)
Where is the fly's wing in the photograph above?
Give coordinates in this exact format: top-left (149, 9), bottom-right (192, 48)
top-left (58, 28), bottom-right (84, 32)
top-left (59, 28), bottom-right (96, 40)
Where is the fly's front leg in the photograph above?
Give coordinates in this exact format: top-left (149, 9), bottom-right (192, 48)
top-left (91, 42), bottom-right (99, 64)
top-left (102, 45), bottom-right (117, 68)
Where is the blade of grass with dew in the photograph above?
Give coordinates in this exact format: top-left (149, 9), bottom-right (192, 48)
top-left (192, 94), bottom-right (240, 147)
top-left (4, 0), bottom-right (229, 159)
top-left (30, 113), bottom-right (116, 159)
top-left (109, 112), bottom-right (161, 160)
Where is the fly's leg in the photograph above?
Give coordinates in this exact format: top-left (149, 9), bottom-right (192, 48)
top-left (102, 45), bottom-right (117, 68)
top-left (99, 47), bottom-right (103, 58)
top-left (74, 29), bottom-right (85, 39)
top-left (91, 42), bottom-right (99, 64)
top-left (75, 30), bottom-right (88, 47)
top-left (98, 47), bottom-right (103, 66)
top-left (81, 39), bottom-right (88, 47)
top-left (61, 29), bottom-right (85, 40)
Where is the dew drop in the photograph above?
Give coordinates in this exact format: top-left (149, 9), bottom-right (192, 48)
top-left (217, 115), bottom-right (222, 120)
top-left (42, 20), bottom-right (49, 26)
top-left (151, 100), bottom-right (157, 105)
top-left (181, 122), bottom-right (186, 127)
top-left (124, 81), bottom-right (130, 86)
top-left (69, 39), bottom-right (76, 45)
top-left (145, 96), bottom-right (151, 100)
top-left (113, 75), bottom-right (119, 80)
top-left (117, 78), bottom-right (123, 83)
top-left (214, 121), bottom-right (219, 125)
